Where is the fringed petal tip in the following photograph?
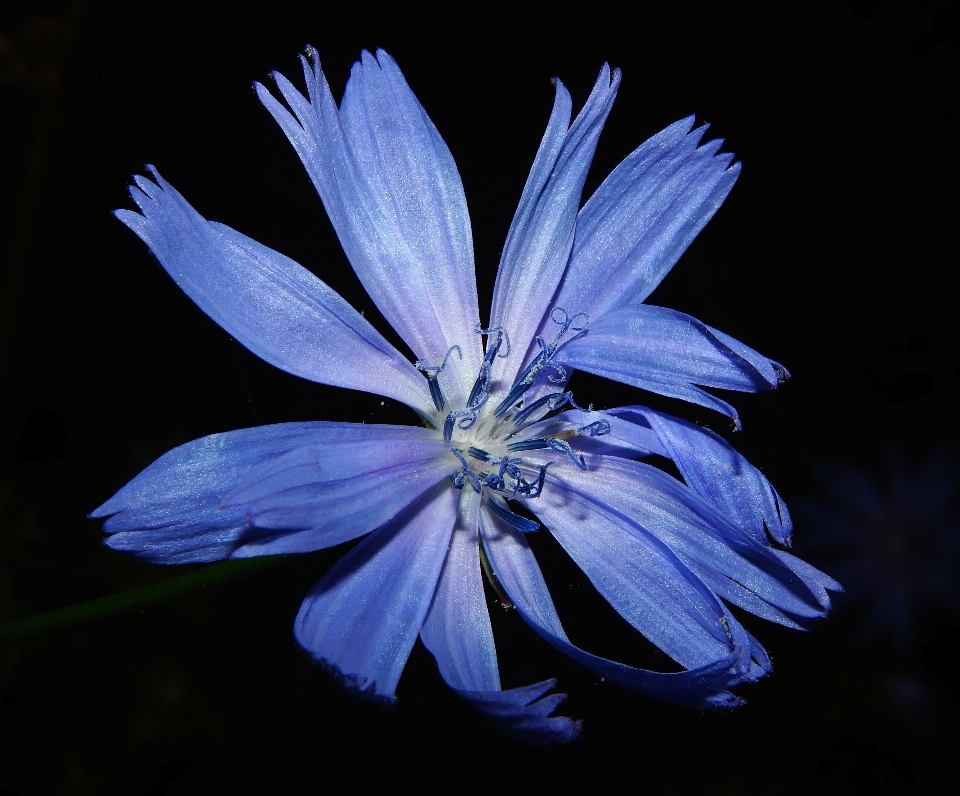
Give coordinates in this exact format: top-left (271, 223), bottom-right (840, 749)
top-left (314, 656), bottom-right (398, 707)
top-left (458, 680), bottom-right (581, 745)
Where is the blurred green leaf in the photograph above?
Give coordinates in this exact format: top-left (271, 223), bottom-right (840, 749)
top-left (0, 555), bottom-right (284, 644)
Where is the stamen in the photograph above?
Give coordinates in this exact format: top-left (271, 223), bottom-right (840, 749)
top-left (493, 307), bottom-right (590, 418)
top-left (415, 345), bottom-right (462, 413)
top-left (445, 328), bottom-right (512, 442)
top-left (476, 324), bottom-right (511, 359)
top-left (545, 361), bottom-right (568, 385)
top-left (467, 447), bottom-right (491, 462)
top-left (481, 455), bottom-right (522, 493)
top-left (577, 419), bottom-right (611, 438)
top-left (512, 391), bottom-right (574, 427)
top-left (508, 437), bottom-right (586, 470)
top-left (507, 438), bottom-right (550, 452)
top-left (486, 496), bottom-right (540, 533)
top-left (466, 327), bottom-right (509, 408)
top-left (521, 462), bottom-right (551, 498)
top-left (511, 390), bottom-right (594, 428)
top-left (435, 316), bottom-right (595, 507)
top-left (443, 408), bottom-right (480, 442)
top-left (492, 336), bottom-right (549, 418)
top-left (450, 448), bottom-right (483, 493)
top-left (546, 438), bottom-right (587, 470)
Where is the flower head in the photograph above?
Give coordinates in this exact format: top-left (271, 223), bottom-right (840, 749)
top-left (91, 47), bottom-right (839, 743)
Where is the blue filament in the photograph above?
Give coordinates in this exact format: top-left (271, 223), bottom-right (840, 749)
top-left (546, 438), bottom-right (587, 470)
top-left (522, 462), bottom-right (550, 498)
top-left (415, 345), bottom-right (462, 412)
top-left (577, 419), bottom-right (611, 437)
top-left (507, 438), bottom-right (550, 452)
top-left (450, 448), bottom-right (483, 493)
top-left (512, 391), bottom-right (573, 427)
top-left (480, 455), bottom-right (521, 492)
top-left (444, 408), bottom-right (481, 441)
top-left (512, 390), bottom-right (595, 427)
top-left (465, 327), bottom-right (506, 409)
top-left (493, 307), bottom-right (589, 418)
top-left (450, 447), bottom-right (550, 501)
top-left (486, 497), bottom-right (540, 534)
top-left (467, 446), bottom-right (491, 462)
top-left (508, 436), bottom-right (586, 470)
top-left (444, 327), bottom-right (512, 441)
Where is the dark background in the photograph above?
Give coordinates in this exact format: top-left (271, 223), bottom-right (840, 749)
top-left (2, 1), bottom-right (959, 793)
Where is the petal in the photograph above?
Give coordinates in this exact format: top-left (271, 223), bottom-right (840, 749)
top-left (554, 117), bottom-right (741, 316)
top-left (479, 508), bottom-right (748, 708)
top-left (529, 474), bottom-right (745, 670)
top-left (610, 406), bottom-right (793, 546)
top-left (223, 435), bottom-right (443, 506)
top-left (555, 304), bottom-right (786, 427)
top-left (549, 455), bottom-right (833, 627)
top-left (90, 422), bottom-right (433, 564)
top-left (294, 482), bottom-right (458, 699)
top-left (231, 438), bottom-right (454, 557)
top-left (420, 490), bottom-right (579, 743)
top-left (258, 49), bottom-right (481, 406)
top-left (770, 549), bottom-right (843, 607)
top-left (116, 169), bottom-right (433, 415)
top-left (456, 680), bottom-right (581, 745)
top-left (488, 65), bottom-right (621, 399)
top-left (419, 488), bottom-right (499, 692)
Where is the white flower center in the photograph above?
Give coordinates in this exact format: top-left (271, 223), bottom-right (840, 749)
top-left (416, 310), bottom-right (610, 509)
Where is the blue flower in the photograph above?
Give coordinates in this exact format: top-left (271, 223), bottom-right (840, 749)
top-left (91, 47), bottom-right (839, 744)
top-left (798, 449), bottom-right (959, 652)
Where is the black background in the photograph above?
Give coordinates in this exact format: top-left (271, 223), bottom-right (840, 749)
top-left (2, 1), bottom-right (959, 793)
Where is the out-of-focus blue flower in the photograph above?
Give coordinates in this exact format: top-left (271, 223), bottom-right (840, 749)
top-left (799, 450), bottom-right (959, 651)
top-left (91, 48), bottom-right (839, 743)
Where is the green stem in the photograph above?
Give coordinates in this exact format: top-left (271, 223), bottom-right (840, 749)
top-left (0, 555), bottom-right (284, 645)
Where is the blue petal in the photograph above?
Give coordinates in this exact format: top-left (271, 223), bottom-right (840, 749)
top-left (294, 483), bottom-right (458, 699)
top-left (488, 65), bottom-right (621, 399)
top-left (231, 438), bottom-right (453, 557)
top-left (223, 436), bottom-right (444, 506)
top-left (611, 406), bottom-right (793, 546)
top-left (457, 680), bottom-right (581, 745)
top-left (102, 510), bottom-right (247, 565)
top-left (420, 489), bottom-right (499, 692)
top-left (549, 455), bottom-right (834, 627)
top-left (91, 422), bottom-right (434, 564)
top-left (257, 48), bottom-right (482, 407)
top-left (770, 549), bottom-right (843, 607)
top-left (555, 304), bottom-right (786, 427)
top-left (738, 623), bottom-right (773, 681)
top-left (115, 169), bottom-right (433, 416)
top-left (420, 490), bottom-right (579, 743)
top-left (479, 508), bottom-right (749, 708)
top-left (554, 117), bottom-right (741, 316)
top-left (529, 469), bottom-right (746, 670)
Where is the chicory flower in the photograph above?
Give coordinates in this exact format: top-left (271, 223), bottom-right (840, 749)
top-left (91, 47), bottom-right (839, 744)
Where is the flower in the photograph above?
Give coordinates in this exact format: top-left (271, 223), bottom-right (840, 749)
top-left (798, 449), bottom-right (959, 651)
top-left (91, 47), bottom-right (840, 744)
